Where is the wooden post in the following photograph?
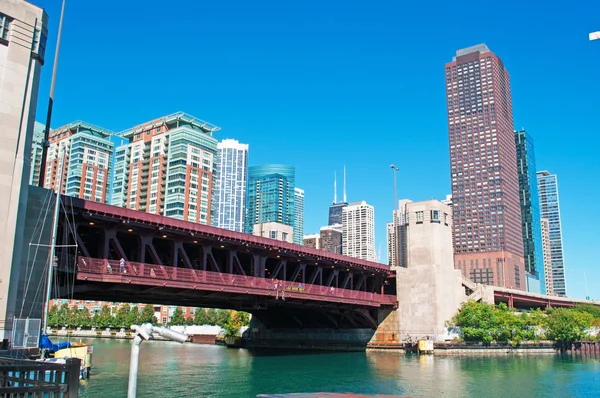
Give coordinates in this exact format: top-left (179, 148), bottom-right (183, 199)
top-left (65, 357), bottom-right (81, 397)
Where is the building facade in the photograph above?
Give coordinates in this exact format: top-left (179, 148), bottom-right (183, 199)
top-left (214, 139), bottom-right (248, 232)
top-left (0, 0), bottom-right (48, 340)
top-left (29, 122), bottom-right (45, 186)
top-left (537, 171), bottom-right (567, 296)
top-left (342, 201), bottom-right (375, 261)
top-left (245, 165), bottom-right (295, 235)
top-left (252, 222), bottom-right (293, 243)
top-left (43, 122), bottom-right (114, 203)
top-left (540, 218), bottom-right (554, 296)
top-left (293, 188), bottom-right (304, 245)
top-left (515, 130), bottom-right (545, 294)
top-left (446, 44), bottom-right (525, 290)
top-left (328, 202), bottom-right (348, 226)
top-left (111, 113), bottom-right (219, 225)
top-left (303, 233), bottom-right (320, 249)
top-left (320, 225), bottom-right (342, 254)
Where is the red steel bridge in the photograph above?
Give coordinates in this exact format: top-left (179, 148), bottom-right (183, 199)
top-left (54, 197), bottom-right (397, 330)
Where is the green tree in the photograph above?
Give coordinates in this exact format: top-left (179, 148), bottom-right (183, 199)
top-left (215, 309), bottom-right (230, 328)
top-left (169, 307), bottom-right (186, 326)
top-left (57, 303), bottom-right (71, 328)
top-left (114, 304), bottom-right (131, 328)
top-left (75, 308), bottom-right (91, 328)
top-left (451, 300), bottom-right (497, 343)
top-left (48, 305), bottom-right (59, 328)
top-left (193, 308), bottom-right (209, 325)
top-left (126, 306), bottom-right (140, 327)
top-left (544, 308), bottom-right (593, 351)
top-left (206, 308), bottom-right (218, 326)
top-left (222, 310), bottom-right (251, 337)
top-left (138, 305), bottom-right (157, 325)
top-left (572, 305), bottom-right (600, 326)
top-left (93, 305), bottom-right (113, 329)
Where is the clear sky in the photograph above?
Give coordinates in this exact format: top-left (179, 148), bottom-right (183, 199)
top-left (33, 0), bottom-right (600, 299)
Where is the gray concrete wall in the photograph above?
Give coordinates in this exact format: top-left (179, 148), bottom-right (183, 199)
top-left (0, 1), bottom-right (48, 340)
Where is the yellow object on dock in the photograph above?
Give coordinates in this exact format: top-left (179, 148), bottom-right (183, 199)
top-left (54, 343), bottom-right (93, 378)
top-left (417, 339), bottom-right (434, 354)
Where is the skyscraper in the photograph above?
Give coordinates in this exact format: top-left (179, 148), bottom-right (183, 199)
top-left (328, 168), bottom-right (348, 225)
top-left (342, 201), bottom-right (375, 261)
top-left (540, 218), bottom-right (554, 296)
top-left (29, 122), bottom-right (45, 186)
top-left (44, 121), bottom-right (114, 203)
top-left (446, 44), bottom-right (525, 290)
top-left (294, 188), bottom-right (304, 245)
top-left (387, 200), bottom-right (411, 268)
top-left (303, 233), bottom-right (320, 249)
top-left (537, 171), bottom-right (567, 296)
top-left (111, 112), bottom-right (219, 224)
top-left (515, 130), bottom-right (545, 294)
top-left (214, 139), bottom-right (248, 232)
top-left (245, 165), bottom-right (295, 236)
top-left (320, 225), bottom-right (342, 254)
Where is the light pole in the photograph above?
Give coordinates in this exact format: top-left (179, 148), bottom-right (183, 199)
top-left (128, 324), bottom-right (187, 398)
top-left (390, 165), bottom-right (399, 268)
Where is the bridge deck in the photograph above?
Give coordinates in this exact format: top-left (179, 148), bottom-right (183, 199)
top-left (76, 258), bottom-right (397, 308)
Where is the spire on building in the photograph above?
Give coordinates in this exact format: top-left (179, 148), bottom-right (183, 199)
top-left (333, 171), bottom-right (337, 204)
top-left (343, 165), bottom-right (347, 203)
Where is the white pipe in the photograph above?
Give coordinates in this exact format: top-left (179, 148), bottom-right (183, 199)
top-left (127, 335), bottom-right (142, 398)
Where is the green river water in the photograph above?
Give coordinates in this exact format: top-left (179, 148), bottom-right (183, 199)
top-left (77, 338), bottom-right (600, 397)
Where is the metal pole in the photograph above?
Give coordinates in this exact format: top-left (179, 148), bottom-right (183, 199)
top-left (127, 335), bottom-right (142, 398)
top-left (39, 0), bottom-right (67, 187)
top-left (584, 271), bottom-right (589, 300)
top-left (42, 146), bottom-right (65, 340)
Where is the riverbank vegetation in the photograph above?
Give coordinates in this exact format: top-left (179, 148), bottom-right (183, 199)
top-left (450, 301), bottom-right (600, 349)
top-left (48, 304), bottom-right (251, 336)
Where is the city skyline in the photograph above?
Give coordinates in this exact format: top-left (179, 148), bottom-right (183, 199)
top-left (30, 0), bottom-right (600, 299)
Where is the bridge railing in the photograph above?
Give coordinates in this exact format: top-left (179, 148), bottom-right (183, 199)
top-left (77, 257), bottom-right (397, 306)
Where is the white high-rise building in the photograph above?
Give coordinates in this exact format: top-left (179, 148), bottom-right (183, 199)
top-left (214, 139), bottom-right (248, 232)
top-left (387, 200), bottom-right (412, 268)
top-left (294, 188), bottom-right (304, 245)
top-left (342, 201), bottom-right (375, 261)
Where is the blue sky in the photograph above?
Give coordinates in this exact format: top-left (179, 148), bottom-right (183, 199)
top-left (33, 0), bottom-right (599, 299)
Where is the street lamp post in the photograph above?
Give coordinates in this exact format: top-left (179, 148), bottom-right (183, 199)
top-left (390, 165), bottom-right (399, 268)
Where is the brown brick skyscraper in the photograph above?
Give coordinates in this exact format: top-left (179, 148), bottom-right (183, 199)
top-left (445, 44), bottom-right (525, 290)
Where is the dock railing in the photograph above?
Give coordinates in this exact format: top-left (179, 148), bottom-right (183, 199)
top-left (0, 357), bottom-right (80, 397)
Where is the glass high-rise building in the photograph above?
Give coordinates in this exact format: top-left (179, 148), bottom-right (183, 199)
top-left (446, 44), bottom-right (526, 290)
top-left (328, 169), bottom-right (347, 225)
top-left (29, 122), bottom-right (45, 186)
top-left (111, 112), bottom-right (219, 225)
top-left (245, 165), bottom-right (295, 238)
top-left (214, 139), bottom-right (248, 232)
top-left (44, 121), bottom-right (114, 203)
top-left (537, 171), bottom-right (567, 296)
top-left (293, 188), bottom-right (304, 245)
top-left (515, 130), bottom-right (545, 294)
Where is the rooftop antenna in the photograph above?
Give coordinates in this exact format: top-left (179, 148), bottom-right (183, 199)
top-left (333, 171), bottom-right (337, 204)
top-left (343, 165), bottom-right (347, 203)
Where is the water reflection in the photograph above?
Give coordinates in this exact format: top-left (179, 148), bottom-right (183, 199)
top-left (80, 339), bottom-right (600, 398)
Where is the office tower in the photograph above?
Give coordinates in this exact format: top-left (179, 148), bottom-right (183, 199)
top-left (112, 113), bottom-right (219, 224)
top-left (303, 233), bottom-right (320, 249)
top-left (387, 200), bottom-right (412, 268)
top-left (245, 165), bottom-right (295, 236)
top-left (537, 171), bottom-right (567, 296)
top-left (29, 122), bottom-right (45, 186)
top-left (320, 225), bottom-right (342, 254)
top-left (540, 218), bottom-right (554, 295)
top-left (214, 139), bottom-right (248, 232)
top-left (44, 122), bottom-right (114, 203)
top-left (294, 188), bottom-right (304, 245)
top-left (342, 201), bottom-right (375, 261)
top-left (515, 130), bottom-right (546, 294)
top-left (446, 44), bottom-right (525, 290)
top-left (328, 168), bottom-right (348, 225)
top-left (253, 222), bottom-right (293, 243)
top-left (0, 0), bottom-right (48, 340)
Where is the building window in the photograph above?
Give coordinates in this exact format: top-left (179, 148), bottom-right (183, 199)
top-left (270, 231), bottom-right (277, 239)
top-left (431, 210), bottom-right (440, 223)
top-left (416, 211), bottom-right (424, 224)
top-left (0, 13), bottom-right (12, 42)
top-left (162, 317), bottom-right (167, 325)
top-left (282, 232), bottom-right (288, 241)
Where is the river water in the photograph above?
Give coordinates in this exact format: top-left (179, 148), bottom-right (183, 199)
top-left (78, 338), bottom-right (600, 397)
